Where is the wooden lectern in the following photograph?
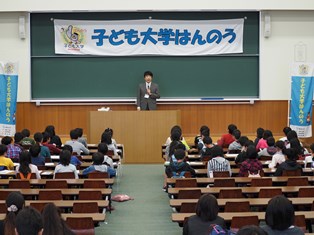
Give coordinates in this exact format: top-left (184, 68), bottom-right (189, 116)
top-left (88, 111), bottom-right (181, 163)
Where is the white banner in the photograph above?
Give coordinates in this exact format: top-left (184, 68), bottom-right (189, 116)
top-left (54, 19), bottom-right (244, 56)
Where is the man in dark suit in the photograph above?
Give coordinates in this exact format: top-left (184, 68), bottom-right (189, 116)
top-left (137, 71), bottom-right (160, 110)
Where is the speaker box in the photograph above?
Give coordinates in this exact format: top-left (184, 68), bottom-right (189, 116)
top-left (19, 16), bottom-right (26, 39)
top-left (264, 14), bottom-right (271, 38)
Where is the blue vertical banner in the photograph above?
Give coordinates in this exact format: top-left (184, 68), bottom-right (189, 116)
top-left (0, 62), bottom-right (18, 136)
top-left (290, 63), bottom-right (314, 138)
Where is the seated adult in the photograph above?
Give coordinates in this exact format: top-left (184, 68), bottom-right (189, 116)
top-left (207, 145), bottom-right (231, 177)
top-left (0, 192), bottom-right (25, 235)
top-left (15, 207), bottom-right (43, 235)
top-left (82, 152), bottom-right (116, 178)
top-left (44, 125), bottom-right (62, 148)
top-left (274, 148), bottom-right (302, 176)
top-left (261, 195), bottom-right (304, 235)
top-left (217, 124), bottom-right (237, 148)
top-left (53, 150), bottom-right (78, 179)
top-left (165, 149), bottom-right (195, 178)
top-left (16, 151), bottom-right (41, 179)
top-left (183, 194), bottom-right (226, 235)
top-left (238, 145), bottom-right (263, 177)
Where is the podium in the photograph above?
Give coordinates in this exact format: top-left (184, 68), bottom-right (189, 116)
top-left (88, 111), bottom-right (181, 163)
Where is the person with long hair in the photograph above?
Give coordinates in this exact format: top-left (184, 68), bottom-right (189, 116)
top-left (53, 150), bottom-right (78, 179)
top-left (261, 195), bottom-right (304, 234)
top-left (183, 194), bottom-right (226, 235)
top-left (41, 203), bottom-right (74, 235)
top-left (16, 151), bottom-right (41, 179)
top-left (0, 192), bottom-right (25, 235)
top-left (101, 131), bottom-right (118, 156)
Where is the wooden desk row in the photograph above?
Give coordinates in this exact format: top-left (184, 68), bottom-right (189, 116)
top-left (166, 176), bottom-right (314, 186)
top-left (194, 168), bottom-right (314, 177)
top-left (0, 178), bottom-right (114, 187)
top-left (0, 213), bottom-right (105, 223)
top-left (0, 170), bottom-right (113, 179)
top-left (0, 188), bottom-right (112, 198)
top-left (172, 211), bottom-right (314, 223)
top-left (165, 160), bottom-right (306, 169)
top-left (167, 186), bottom-right (313, 197)
top-left (50, 155), bottom-right (121, 162)
top-left (170, 197), bottom-right (314, 210)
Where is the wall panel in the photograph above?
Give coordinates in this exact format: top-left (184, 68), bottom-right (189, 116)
top-left (15, 101), bottom-right (314, 144)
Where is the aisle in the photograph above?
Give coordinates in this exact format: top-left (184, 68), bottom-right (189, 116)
top-left (96, 164), bottom-right (181, 235)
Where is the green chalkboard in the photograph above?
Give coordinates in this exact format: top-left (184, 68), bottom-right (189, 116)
top-left (31, 12), bottom-right (259, 100)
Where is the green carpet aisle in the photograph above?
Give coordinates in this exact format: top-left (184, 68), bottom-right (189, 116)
top-left (95, 164), bottom-right (181, 235)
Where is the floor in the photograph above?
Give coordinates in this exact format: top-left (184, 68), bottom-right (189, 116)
top-left (95, 164), bottom-right (181, 235)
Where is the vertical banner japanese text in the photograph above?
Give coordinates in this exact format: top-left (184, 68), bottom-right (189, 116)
top-left (290, 63), bottom-right (314, 138)
top-left (0, 62), bottom-right (18, 136)
top-left (54, 19), bottom-right (244, 56)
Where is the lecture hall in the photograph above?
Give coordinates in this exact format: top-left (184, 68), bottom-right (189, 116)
top-left (0, 0), bottom-right (314, 234)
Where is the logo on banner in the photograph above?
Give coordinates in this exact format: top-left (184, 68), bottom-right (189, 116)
top-left (59, 25), bottom-right (87, 51)
top-left (4, 63), bottom-right (15, 74)
top-left (299, 64), bottom-right (309, 75)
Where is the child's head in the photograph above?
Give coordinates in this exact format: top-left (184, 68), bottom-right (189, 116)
top-left (75, 128), bottom-right (83, 138)
top-left (211, 146), bottom-right (224, 158)
top-left (0, 144), bottom-right (8, 156)
top-left (1, 136), bottom-right (12, 145)
top-left (98, 143), bottom-right (108, 155)
top-left (42, 132), bottom-right (50, 143)
top-left (174, 149), bottom-right (185, 161)
top-left (33, 132), bottom-right (43, 143)
top-left (203, 136), bottom-right (212, 146)
top-left (29, 144), bottom-right (41, 158)
top-left (59, 150), bottom-right (71, 166)
top-left (282, 127), bottom-right (292, 137)
top-left (266, 137), bottom-right (275, 147)
top-left (246, 145), bottom-right (258, 159)
top-left (14, 132), bottom-right (24, 143)
top-left (228, 124), bottom-right (237, 134)
top-left (232, 129), bottom-right (241, 140)
top-left (21, 129), bottom-right (31, 138)
top-left (63, 145), bottom-right (73, 154)
top-left (92, 152), bottom-right (104, 165)
top-left (275, 140), bottom-right (285, 151)
top-left (256, 127), bottom-right (264, 139)
top-left (238, 136), bottom-right (249, 147)
top-left (70, 129), bottom-right (79, 140)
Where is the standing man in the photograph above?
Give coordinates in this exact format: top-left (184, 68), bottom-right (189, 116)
top-left (137, 71), bottom-right (160, 110)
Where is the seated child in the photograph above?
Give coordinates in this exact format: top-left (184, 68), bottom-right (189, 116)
top-left (62, 145), bottom-right (82, 167)
top-left (29, 144), bottom-right (45, 166)
top-left (82, 152), bottom-right (116, 178)
top-left (200, 136), bottom-right (214, 160)
top-left (165, 149), bottom-right (196, 178)
top-left (207, 145), bottom-right (231, 177)
top-left (54, 150), bottom-right (78, 179)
